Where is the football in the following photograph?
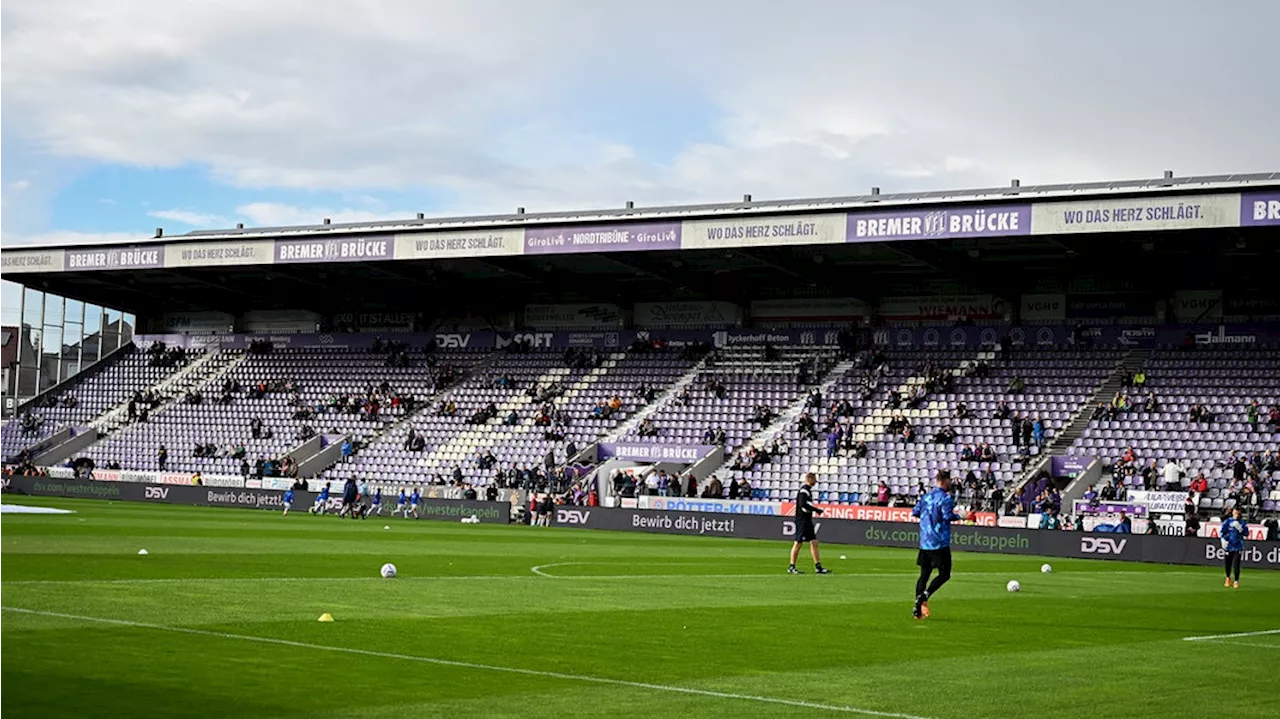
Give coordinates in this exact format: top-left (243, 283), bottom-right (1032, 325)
top-left (1006, 580), bottom-right (1021, 593)
top-left (1041, 564), bottom-right (1053, 573)
top-left (380, 563), bottom-right (397, 579)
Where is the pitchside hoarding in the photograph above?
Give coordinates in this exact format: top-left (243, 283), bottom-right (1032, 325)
top-left (550, 507), bottom-right (1280, 569)
top-left (2, 477), bottom-right (508, 523)
top-left (6, 478), bottom-right (1276, 569)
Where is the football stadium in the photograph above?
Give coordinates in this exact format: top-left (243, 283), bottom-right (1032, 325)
top-left (3, 5), bottom-right (1280, 719)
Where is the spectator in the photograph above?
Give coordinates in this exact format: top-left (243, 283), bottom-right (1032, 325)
top-left (1161, 459), bottom-right (1184, 490)
top-left (1040, 507), bottom-right (1062, 530)
top-left (157, 445), bottom-right (168, 471)
top-left (637, 419), bottom-right (659, 438)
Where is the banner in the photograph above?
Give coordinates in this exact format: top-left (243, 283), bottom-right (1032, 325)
top-left (1128, 491), bottom-right (1188, 514)
top-left (1020, 294), bottom-right (1066, 322)
top-left (878, 295), bottom-right (1007, 322)
top-left (775, 502), bottom-right (996, 526)
top-left (127, 323), bottom-right (1280, 355)
top-left (1, 248), bottom-right (65, 274)
top-left (597, 443), bottom-right (715, 463)
top-left (749, 298), bottom-right (869, 323)
top-left (160, 312), bottom-right (236, 333)
top-left (65, 245), bottom-right (165, 271)
top-left (330, 312), bottom-right (416, 332)
top-left (1031, 194), bottom-right (1239, 234)
top-left (681, 213), bottom-right (847, 249)
top-left (846, 204), bottom-right (1031, 242)
top-left (1173, 290), bottom-right (1223, 322)
top-left (637, 497), bottom-right (782, 515)
top-left (1051, 456), bottom-right (1094, 477)
top-left (165, 239), bottom-right (274, 268)
top-left (9, 477), bottom-right (1277, 569)
top-left (634, 302), bottom-right (742, 328)
top-left (1225, 291), bottom-right (1280, 317)
top-left (1240, 191), bottom-right (1280, 226)
top-left (544, 506), bottom-right (1280, 569)
top-left (274, 236), bottom-right (394, 264)
top-left (1067, 293), bottom-right (1155, 319)
top-left (1072, 501), bottom-right (1149, 517)
top-left (524, 304), bottom-right (624, 329)
top-left (423, 485), bottom-right (527, 507)
top-left (1200, 520), bottom-right (1269, 542)
top-left (394, 228), bottom-right (524, 259)
top-left (2, 476), bottom-right (508, 522)
top-left (524, 222), bottom-right (681, 255)
top-left (711, 328), bottom-right (840, 348)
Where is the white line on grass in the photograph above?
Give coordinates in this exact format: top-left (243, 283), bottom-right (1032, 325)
top-left (1196, 641), bottom-right (1280, 650)
top-left (1, 606), bottom-right (930, 719)
top-left (1, 568), bottom-right (1212, 586)
top-left (529, 563), bottom-right (1211, 580)
top-left (1182, 629), bottom-right (1280, 642)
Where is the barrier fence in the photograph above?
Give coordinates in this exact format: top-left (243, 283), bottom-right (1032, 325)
top-left (10, 476), bottom-right (1272, 569)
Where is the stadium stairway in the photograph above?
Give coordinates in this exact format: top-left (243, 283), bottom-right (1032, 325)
top-left (14, 348), bottom-right (236, 467)
top-left (91, 350), bottom-right (244, 434)
top-left (602, 354), bottom-right (712, 443)
top-left (809, 351), bottom-right (992, 484)
top-left (1006, 346), bottom-right (1153, 494)
top-left (320, 350), bottom-right (506, 479)
top-left (701, 358), bottom-right (856, 484)
top-left (439, 351), bottom-right (629, 470)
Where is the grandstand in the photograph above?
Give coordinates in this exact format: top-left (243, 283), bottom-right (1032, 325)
top-left (3, 173), bottom-right (1279, 531)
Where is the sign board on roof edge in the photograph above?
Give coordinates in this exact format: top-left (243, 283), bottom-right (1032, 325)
top-left (1031, 194), bottom-right (1239, 235)
top-left (393, 228), bottom-right (524, 259)
top-left (1239, 191), bottom-right (1280, 226)
top-left (680, 213), bottom-right (847, 250)
top-left (165, 239), bottom-right (275, 268)
top-left (274, 236), bottom-right (394, 264)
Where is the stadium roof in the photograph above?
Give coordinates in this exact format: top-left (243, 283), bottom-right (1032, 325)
top-left (2, 173), bottom-right (1277, 318)
top-left (7, 172), bottom-right (1280, 250)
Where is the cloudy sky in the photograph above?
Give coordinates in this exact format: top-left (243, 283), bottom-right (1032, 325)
top-left (2, 0), bottom-right (1278, 317)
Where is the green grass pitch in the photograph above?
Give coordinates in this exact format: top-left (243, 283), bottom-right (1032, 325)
top-left (2, 497), bottom-right (1277, 718)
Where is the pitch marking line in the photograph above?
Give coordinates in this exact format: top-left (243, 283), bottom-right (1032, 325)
top-left (1182, 629), bottom-right (1280, 642)
top-left (2, 606), bottom-right (930, 719)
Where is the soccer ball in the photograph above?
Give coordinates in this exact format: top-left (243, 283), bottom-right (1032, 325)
top-left (1006, 580), bottom-right (1021, 593)
top-left (380, 563), bottom-right (397, 579)
top-left (1041, 564), bottom-right (1053, 573)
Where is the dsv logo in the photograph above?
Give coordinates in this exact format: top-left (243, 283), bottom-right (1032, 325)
top-left (555, 509), bottom-right (591, 525)
top-left (782, 521), bottom-right (821, 537)
top-left (1079, 537), bottom-right (1127, 554)
top-left (143, 486), bottom-right (170, 500)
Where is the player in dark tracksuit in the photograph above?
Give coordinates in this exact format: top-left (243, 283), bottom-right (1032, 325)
top-left (1221, 506), bottom-right (1248, 589)
top-left (788, 473), bottom-right (831, 574)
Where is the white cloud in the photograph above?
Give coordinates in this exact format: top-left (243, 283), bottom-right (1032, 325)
top-left (148, 209), bottom-right (228, 227)
top-left (9, 180), bottom-right (32, 191)
top-left (2, 0), bottom-right (1278, 222)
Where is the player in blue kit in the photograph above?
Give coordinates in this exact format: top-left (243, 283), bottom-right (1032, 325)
top-left (394, 488), bottom-right (408, 517)
top-left (1221, 506), bottom-right (1248, 588)
top-left (282, 488), bottom-right (294, 516)
top-left (369, 486), bottom-right (383, 516)
top-left (310, 482), bottom-right (330, 515)
top-left (911, 470), bottom-right (962, 619)
top-left (408, 487), bottom-right (421, 519)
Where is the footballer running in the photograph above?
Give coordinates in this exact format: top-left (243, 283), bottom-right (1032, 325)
top-left (911, 470), bottom-right (960, 619)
